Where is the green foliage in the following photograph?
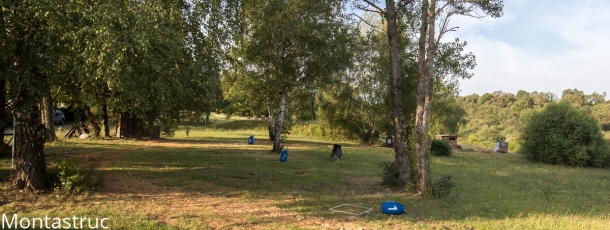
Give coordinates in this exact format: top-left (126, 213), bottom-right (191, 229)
top-left (458, 89), bottom-right (610, 153)
top-left (290, 122), bottom-right (358, 142)
top-left (430, 40), bottom-right (475, 138)
top-left (458, 91), bottom-right (554, 150)
top-left (379, 161), bottom-right (403, 189)
top-left (222, 0), bottom-right (355, 151)
top-left (213, 120), bottom-right (267, 131)
top-left (520, 102), bottom-right (610, 167)
top-left (50, 159), bottom-right (99, 193)
top-left (430, 139), bottom-right (452, 157)
top-left (429, 175), bottom-right (455, 199)
top-left (314, 16), bottom-right (393, 145)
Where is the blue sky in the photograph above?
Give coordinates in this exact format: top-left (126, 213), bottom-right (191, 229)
top-left (442, 0), bottom-right (610, 98)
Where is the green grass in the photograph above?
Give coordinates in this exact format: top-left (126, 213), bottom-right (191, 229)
top-left (1, 121), bottom-right (610, 229)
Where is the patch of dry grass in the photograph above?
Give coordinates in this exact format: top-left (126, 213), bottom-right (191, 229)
top-left (1, 125), bottom-right (610, 229)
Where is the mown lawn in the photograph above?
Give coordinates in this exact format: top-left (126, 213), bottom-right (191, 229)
top-left (1, 120), bottom-right (609, 229)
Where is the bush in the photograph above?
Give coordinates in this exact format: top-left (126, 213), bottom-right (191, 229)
top-left (520, 102), bottom-right (610, 167)
top-left (430, 139), bottom-right (452, 157)
top-left (429, 175), bottom-right (454, 199)
top-left (379, 161), bottom-right (402, 188)
top-left (49, 159), bottom-right (100, 193)
top-left (290, 122), bottom-right (355, 142)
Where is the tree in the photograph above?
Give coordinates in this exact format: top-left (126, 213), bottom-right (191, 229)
top-left (1, 0), bottom-right (230, 190)
top-left (315, 14), bottom-right (392, 144)
top-left (355, 0), bottom-right (417, 186)
top-left (56, 0), bottom-right (228, 138)
top-left (429, 40), bottom-right (474, 135)
top-left (520, 102), bottom-right (610, 167)
top-left (1, 0), bottom-right (65, 190)
top-left (414, 0), bottom-right (503, 194)
top-left (561, 89), bottom-right (588, 109)
top-left (226, 0), bottom-right (354, 152)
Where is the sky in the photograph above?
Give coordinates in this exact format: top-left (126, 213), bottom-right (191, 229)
top-left (442, 0), bottom-right (610, 98)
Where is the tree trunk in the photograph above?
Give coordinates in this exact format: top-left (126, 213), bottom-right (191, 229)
top-left (102, 103), bottom-right (109, 137)
top-left (267, 106), bottom-right (275, 141)
top-left (8, 16), bottom-right (48, 191)
top-left (0, 78), bottom-right (5, 139)
top-left (115, 113), bottom-right (122, 138)
top-left (12, 104), bottom-right (47, 191)
top-left (385, 0), bottom-right (414, 186)
top-left (311, 90), bottom-right (316, 121)
top-left (84, 105), bottom-right (101, 136)
top-left (271, 93), bottom-right (286, 153)
top-left (415, 0), bottom-right (436, 195)
top-left (361, 124), bottom-right (374, 144)
top-left (41, 90), bottom-right (56, 142)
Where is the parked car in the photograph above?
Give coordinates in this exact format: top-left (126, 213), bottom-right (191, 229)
top-left (54, 110), bottom-right (65, 125)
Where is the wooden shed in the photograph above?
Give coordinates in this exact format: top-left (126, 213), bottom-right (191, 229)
top-left (494, 141), bottom-right (509, 153)
top-left (116, 113), bottom-right (160, 139)
top-left (434, 135), bottom-right (459, 148)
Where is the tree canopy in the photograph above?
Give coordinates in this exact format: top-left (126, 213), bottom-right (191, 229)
top-left (457, 89), bottom-right (610, 152)
top-left (222, 0), bottom-right (355, 152)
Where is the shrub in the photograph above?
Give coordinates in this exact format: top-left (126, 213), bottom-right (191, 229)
top-left (429, 175), bottom-right (455, 199)
top-left (430, 139), bottom-right (452, 157)
top-left (520, 102), bottom-right (610, 167)
top-left (379, 161), bottom-right (402, 188)
top-left (290, 122), bottom-right (355, 142)
top-left (50, 159), bottom-right (100, 193)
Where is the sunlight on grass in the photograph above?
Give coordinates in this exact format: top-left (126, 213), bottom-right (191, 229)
top-left (1, 121), bottom-right (610, 229)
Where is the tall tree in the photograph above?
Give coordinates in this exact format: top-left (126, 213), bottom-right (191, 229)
top-left (356, 0), bottom-right (416, 186)
top-left (317, 20), bottom-right (391, 143)
top-left (415, 0), bottom-right (503, 194)
top-left (226, 0), bottom-right (354, 152)
top-left (57, 0), bottom-right (228, 137)
top-left (1, 0), bottom-right (231, 190)
top-left (429, 40), bottom-right (475, 135)
top-left (1, 0), bottom-right (65, 190)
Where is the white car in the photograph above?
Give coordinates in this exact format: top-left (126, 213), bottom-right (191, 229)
top-left (54, 110), bottom-right (65, 125)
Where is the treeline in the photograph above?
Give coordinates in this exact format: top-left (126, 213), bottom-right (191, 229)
top-left (456, 89), bottom-right (610, 151)
top-left (2, 0), bottom-right (503, 193)
top-left (1, 0), bottom-right (237, 190)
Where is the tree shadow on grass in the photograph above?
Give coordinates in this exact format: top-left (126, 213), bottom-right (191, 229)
top-left (163, 136), bottom-right (363, 150)
top-left (101, 144), bottom-right (610, 224)
top-left (9, 137), bottom-right (608, 229)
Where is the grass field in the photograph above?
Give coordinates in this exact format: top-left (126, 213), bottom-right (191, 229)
top-left (1, 118), bottom-right (609, 229)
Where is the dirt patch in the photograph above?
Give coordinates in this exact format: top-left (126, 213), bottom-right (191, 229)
top-left (96, 174), bottom-right (378, 229)
top-left (3, 142), bottom-right (386, 229)
top-left (61, 145), bottom-right (149, 168)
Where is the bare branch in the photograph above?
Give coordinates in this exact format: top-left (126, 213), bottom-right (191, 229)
top-left (438, 0), bottom-right (491, 18)
top-left (350, 13), bottom-right (382, 30)
top-left (361, 0), bottom-right (385, 14)
top-left (436, 1), bottom-right (452, 16)
top-left (360, 7), bottom-right (384, 15)
top-left (52, 86), bottom-right (62, 101)
top-left (436, 9), bottom-right (454, 45)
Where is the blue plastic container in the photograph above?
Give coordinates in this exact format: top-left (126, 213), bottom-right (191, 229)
top-left (280, 149), bottom-right (288, 162)
top-left (248, 135), bottom-right (254, 145)
top-left (381, 201), bottom-right (406, 215)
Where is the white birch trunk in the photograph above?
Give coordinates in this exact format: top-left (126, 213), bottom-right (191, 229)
top-left (272, 93), bottom-right (286, 153)
top-left (416, 0), bottom-right (436, 195)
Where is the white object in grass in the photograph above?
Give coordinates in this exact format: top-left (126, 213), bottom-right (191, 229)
top-left (328, 204), bottom-right (372, 215)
